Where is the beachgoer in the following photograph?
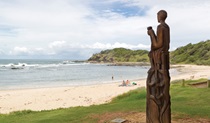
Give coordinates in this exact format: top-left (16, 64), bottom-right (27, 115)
top-left (119, 80), bottom-right (126, 87)
top-left (126, 80), bottom-right (130, 86)
top-left (122, 80), bottom-right (126, 86)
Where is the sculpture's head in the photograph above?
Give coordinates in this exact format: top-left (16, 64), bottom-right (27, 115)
top-left (157, 10), bottom-right (167, 23)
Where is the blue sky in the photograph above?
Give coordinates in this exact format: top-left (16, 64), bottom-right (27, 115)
top-left (0, 0), bottom-right (210, 59)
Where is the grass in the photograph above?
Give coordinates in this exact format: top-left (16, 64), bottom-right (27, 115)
top-left (171, 78), bottom-right (210, 119)
top-left (0, 80), bottom-right (210, 123)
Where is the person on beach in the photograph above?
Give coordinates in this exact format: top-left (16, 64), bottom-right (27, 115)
top-left (119, 80), bottom-right (132, 86)
top-left (122, 80), bottom-right (126, 86)
top-left (126, 80), bottom-right (130, 86)
top-left (119, 80), bottom-right (126, 86)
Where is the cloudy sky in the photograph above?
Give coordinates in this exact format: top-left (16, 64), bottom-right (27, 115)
top-left (0, 0), bottom-right (210, 59)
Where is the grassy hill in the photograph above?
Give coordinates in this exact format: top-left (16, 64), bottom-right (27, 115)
top-left (171, 40), bottom-right (210, 65)
top-left (88, 40), bottom-right (210, 65)
top-left (88, 48), bottom-right (149, 63)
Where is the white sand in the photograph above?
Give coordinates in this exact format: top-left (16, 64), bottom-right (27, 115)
top-left (0, 65), bottom-right (210, 114)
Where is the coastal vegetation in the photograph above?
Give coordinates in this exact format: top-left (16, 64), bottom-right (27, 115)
top-left (88, 40), bottom-right (210, 65)
top-left (0, 79), bottom-right (209, 123)
top-left (88, 48), bottom-right (149, 63)
top-left (170, 40), bottom-right (210, 65)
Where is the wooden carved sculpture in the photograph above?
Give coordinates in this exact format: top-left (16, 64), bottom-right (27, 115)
top-left (146, 10), bottom-right (171, 123)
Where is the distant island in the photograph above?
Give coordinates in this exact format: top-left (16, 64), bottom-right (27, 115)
top-left (88, 40), bottom-right (210, 66)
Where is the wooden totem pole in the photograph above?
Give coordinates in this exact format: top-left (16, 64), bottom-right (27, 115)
top-left (146, 10), bottom-right (171, 123)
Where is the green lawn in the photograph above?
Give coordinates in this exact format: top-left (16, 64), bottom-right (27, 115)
top-left (171, 79), bottom-right (210, 119)
top-left (0, 79), bottom-right (210, 123)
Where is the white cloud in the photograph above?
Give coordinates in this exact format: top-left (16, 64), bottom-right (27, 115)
top-left (9, 46), bottom-right (31, 55)
top-left (47, 41), bottom-right (150, 59)
top-left (134, 0), bottom-right (210, 45)
top-left (35, 48), bottom-right (44, 51)
top-left (6, 41), bottom-right (149, 59)
top-left (9, 47), bottom-right (47, 57)
top-left (49, 41), bottom-right (67, 49)
top-left (13, 47), bottom-right (29, 53)
top-left (82, 42), bottom-right (112, 49)
top-left (0, 49), bottom-right (4, 55)
top-left (0, 0), bottom-right (210, 59)
top-left (48, 41), bottom-right (149, 51)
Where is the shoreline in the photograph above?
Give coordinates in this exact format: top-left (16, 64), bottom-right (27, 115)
top-left (0, 77), bottom-right (147, 91)
top-left (1, 64), bottom-right (210, 114)
top-left (88, 61), bottom-right (151, 66)
top-left (0, 79), bottom-right (146, 114)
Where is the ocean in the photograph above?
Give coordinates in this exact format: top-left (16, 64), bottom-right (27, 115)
top-left (0, 59), bottom-right (175, 90)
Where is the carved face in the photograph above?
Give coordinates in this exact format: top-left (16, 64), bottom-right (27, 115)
top-left (157, 10), bottom-right (167, 23)
top-left (157, 13), bottom-right (161, 22)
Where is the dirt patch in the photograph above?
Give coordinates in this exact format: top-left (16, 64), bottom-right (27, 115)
top-left (90, 112), bottom-right (210, 123)
top-left (90, 112), bottom-right (146, 123)
top-left (188, 81), bottom-right (207, 88)
top-left (174, 117), bottom-right (210, 123)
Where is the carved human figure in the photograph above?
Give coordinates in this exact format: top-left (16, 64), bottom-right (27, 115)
top-left (146, 10), bottom-right (171, 123)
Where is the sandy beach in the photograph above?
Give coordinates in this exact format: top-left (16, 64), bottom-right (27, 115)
top-left (1, 64), bottom-right (210, 114)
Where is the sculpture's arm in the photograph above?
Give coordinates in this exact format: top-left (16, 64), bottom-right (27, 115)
top-left (147, 29), bottom-right (157, 50)
top-left (152, 26), bottom-right (164, 50)
top-left (148, 26), bottom-right (165, 50)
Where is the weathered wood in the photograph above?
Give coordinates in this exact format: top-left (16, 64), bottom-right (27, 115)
top-left (182, 79), bottom-right (185, 87)
top-left (146, 10), bottom-right (171, 123)
top-left (208, 79), bottom-right (210, 88)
